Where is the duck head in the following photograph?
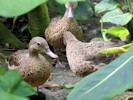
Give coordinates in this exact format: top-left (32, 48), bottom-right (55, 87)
top-left (63, 31), bottom-right (78, 45)
top-left (28, 37), bottom-right (58, 58)
top-left (65, 2), bottom-right (78, 18)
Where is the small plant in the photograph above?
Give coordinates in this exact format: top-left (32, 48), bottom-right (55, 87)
top-left (0, 68), bottom-right (36, 100)
top-left (95, 0), bottom-right (132, 41)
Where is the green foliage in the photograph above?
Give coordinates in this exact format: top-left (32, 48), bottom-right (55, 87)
top-left (0, 0), bottom-right (46, 18)
top-left (101, 8), bottom-right (133, 26)
top-left (48, 0), bottom-right (95, 20)
top-left (67, 43), bottom-right (133, 100)
top-left (0, 67), bottom-right (5, 75)
top-left (0, 69), bottom-right (36, 100)
top-left (0, 22), bottom-right (24, 47)
top-left (99, 43), bottom-right (131, 54)
top-left (28, 3), bottom-right (50, 37)
top-left (103, 26), bottom-right (129, 38)
top-left (95, 0), bottom-right (120, 14)
top-left (95, 0), bottom-right (133, 41)
top-left (62, 84), bottom-right (75, 90)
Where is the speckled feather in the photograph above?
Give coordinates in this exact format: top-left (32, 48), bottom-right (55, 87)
top-left (63, 31), bottom-right (117, 76)
top-left (45, 12), bottom-right (83, 49)
top-left (7, 37), bottom-right (51, 87)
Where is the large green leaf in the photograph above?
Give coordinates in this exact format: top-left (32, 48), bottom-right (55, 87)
top-left (14, 81), bottom-right (36, 97)
top-left (95, 0), bottom-right (120, 14)
top-left (0, 90), bottom-right (27, 100)
top-left (0, 0), bottom-right (46, 17)
top-left (67, 43), bottom-right (133, 100)
top-left (0, 70), bottom-right (22, 91)
top-left (101, 8), bottom-right (133, 25)
top-left (47, 0), bottom-right (94, 20)
top-left (104, 26), bottom-right (130, 37)
top-left (55, 0), bottom-right (86, 4)
top-left (0, 70), bottom-right (36, 100)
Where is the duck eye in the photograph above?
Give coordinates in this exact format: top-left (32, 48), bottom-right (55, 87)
top-left (37, 42), bottom-right (41, 46)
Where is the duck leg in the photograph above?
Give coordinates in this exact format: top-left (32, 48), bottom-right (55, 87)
top-left (45, 49), bottom-right (65, 68)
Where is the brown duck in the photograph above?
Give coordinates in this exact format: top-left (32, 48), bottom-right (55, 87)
top-left (6, 37), bottom-right (61, 88)
top-left (45, 2), bottom-right (83, 49)
top-left (63, 31), bottom-right (117, 76)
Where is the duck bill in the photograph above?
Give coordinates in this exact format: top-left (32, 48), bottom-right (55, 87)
top-left (45, 49), bottom-right (58, 59)
top-left (68, 7), bottom-right (74, 18)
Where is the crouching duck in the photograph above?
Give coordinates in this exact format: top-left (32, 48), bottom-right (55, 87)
top-left (45, 2), bottom-right (83, 49)
top-left (63, 31), bottom-right (117, 76)
top-left (6, 37), bottom-right (62, 88)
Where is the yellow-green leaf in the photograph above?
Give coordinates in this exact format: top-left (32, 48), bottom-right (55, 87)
top-left (104, 26), bottom-right (130, 38)
top-left (99, 43), bottom-right (131, 54)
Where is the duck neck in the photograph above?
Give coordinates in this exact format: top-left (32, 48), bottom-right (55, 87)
top-left (64, 7), bottom-right (74, 18)
top-left (29, 50), bottom-right (39, 57)
top-left (64, 34), bottom-right (79, 44)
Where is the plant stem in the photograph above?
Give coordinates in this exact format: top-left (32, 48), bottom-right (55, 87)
top-left (125, 0), bottom-right (132, 13)
top-left (0, 22), bottom-right (24, 48)
top-left (28, 3), bottom-right (50, 37)
top-left (100, 19), bottom-right (110, 42)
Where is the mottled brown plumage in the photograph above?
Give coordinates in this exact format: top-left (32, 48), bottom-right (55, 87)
top-left (63, 31), bottom-right (117, 76)
top-left (7, 37), bottom-right (59, 87)
top-left (45, 2), bottom-right (83, 49)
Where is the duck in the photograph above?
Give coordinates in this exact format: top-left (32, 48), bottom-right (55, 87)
top-left (45, 1), bottom-right (83, 49)
top-left (6, 36), bottom-right (62, 88)
top-left (63, 31), bottom-right (117, 76)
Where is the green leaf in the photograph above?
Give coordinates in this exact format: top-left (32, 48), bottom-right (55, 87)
top-left (47, 0), bottom-right (95, 20)
top-left (0, 67), bottom-right (5, 75)
top-left (0, 90), bottom-right (28, 100)
top-left (0, 0), bottom-right (46, 18)
top-left (67, 43), bottom-right (133, 100)
top-left (55, 0), bottom-right (86, 4)
top-left (99, 43), bottom-right (131, 54)
top-left (14, 81), bottom-right (37, 97)
top-left (101, 8), bottom-right (133, 25)
top-left (0, 70), bottom-right (36, 99)
top-left (104, 26), bottom-right (130, 37)
top-left (0, 70), bottom-right (22, 91)
top-left (62, 84), bottom-right (75, 90)
top-left (95, 0), bottom-right (120, 14)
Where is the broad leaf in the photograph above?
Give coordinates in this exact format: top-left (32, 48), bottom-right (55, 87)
top-left (101, 8), bottom-right (133, 25)
top-left (0, 70), bottom-right (22, 91)
top-left (47, 0), bottom-right (94, 20)
top-left (103, 26), bottom-right (129, 37)
top-left (67, 43), bottom-right (133, 100)
top-left (14, 81), bottom-right (37, 97)
top-left (0, 0), bottom-right (46, 17)
top-left (95, 0), bottom-right (120, 14)
top-left (55, 0), bottom-right (86, 4)
top-left (0, 70), bottom-right (36, 99)
top-left (0, 90), bottom-right (27, 100)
